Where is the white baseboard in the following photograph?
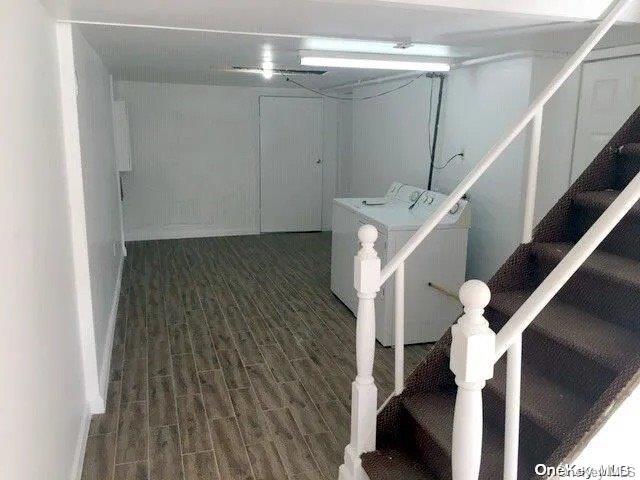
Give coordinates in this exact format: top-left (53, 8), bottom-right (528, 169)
top-left (91, 253), bottom-right (125, 414)
top-left (125, 225), bottom-right (258, 241)
top-left (71, 402), bottom-right (91, 480)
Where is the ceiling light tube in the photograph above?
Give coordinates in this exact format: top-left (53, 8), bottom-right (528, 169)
top-left (300, 56), bottom-right (450, 72)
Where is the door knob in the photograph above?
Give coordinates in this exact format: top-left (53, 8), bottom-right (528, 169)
top-left (316, 159), bottom-right (322, 164)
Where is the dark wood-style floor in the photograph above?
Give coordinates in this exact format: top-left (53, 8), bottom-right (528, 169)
top-left (81, 232), bottom-right (431, 480)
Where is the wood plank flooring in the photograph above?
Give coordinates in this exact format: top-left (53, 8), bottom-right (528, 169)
top-left (82, 232), bottom-right (432, 480)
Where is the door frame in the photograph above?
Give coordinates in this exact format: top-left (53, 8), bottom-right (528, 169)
top-left (258, 95), bottom-right (325, 233)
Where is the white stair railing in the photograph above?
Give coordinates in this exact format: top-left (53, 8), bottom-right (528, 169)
top-left (338, 1), bottom-right (636, 479)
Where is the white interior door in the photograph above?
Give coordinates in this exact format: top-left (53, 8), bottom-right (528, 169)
top-left (260, 96), bottom-right (323, 232)
top-left (572, 56), bottom-right (640, 182)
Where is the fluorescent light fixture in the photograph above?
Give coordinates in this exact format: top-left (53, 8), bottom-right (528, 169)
top-left (300, 56), bottom-right (450, 72)
top-left (303, 37), bottom-right (482, 58)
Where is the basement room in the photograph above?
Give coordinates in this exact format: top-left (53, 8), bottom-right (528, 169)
top-left (4, 1), bottom-right (640, 479)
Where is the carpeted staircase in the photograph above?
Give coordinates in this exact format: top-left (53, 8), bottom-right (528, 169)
top-left (361, 107), bottom-right (640, 480)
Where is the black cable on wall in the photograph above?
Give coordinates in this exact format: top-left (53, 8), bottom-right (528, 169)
top-left (427, 75), bottom-right (445, 190)
top-left (284, 72), bottom-right (444, 101)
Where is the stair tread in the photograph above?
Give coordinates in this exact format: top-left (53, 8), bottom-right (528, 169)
top-left (490, 289), bottom-right (640, 370)
top-left (403, 390), bottom-right (515, 479)
top-left (362, 449), bottom-right (436, 480)
top-left (487, 348), bottom-right (590, 439)
top-left (573, 189), bottom-right (640, 217)
top-left (532, 241), bottom-right (640, 288)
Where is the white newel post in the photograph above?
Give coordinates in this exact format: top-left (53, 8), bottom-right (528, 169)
top-left (339, 225), bottom-right (381, 480)
top-left (450, 280), bottom-right (496, 480)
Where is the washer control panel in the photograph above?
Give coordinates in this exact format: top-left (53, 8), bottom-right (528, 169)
top-left (372, 182), bottom-right (469, 226)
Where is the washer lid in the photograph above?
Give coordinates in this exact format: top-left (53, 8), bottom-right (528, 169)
top-left (334, 182), bottom-right (469, 231)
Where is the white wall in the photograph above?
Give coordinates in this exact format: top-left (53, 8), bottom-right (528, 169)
top-left (433, 55), bottom-right (581, 281)
top-left (72, 26), bottom-right (125, 403)
top-left (337, 99), bottom-right (354, 195)
top-left (343, 75), bottom-right (438, 196)
top-left (0, 2), bottom-right (87, 479)
top-left (434, 58), bottom-right (533, 280)
top-left (115, 81), bottom-right (338, 239)
top-left (322, 98), bottom-right (339, 229)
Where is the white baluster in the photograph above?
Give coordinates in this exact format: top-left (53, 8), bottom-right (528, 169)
top-left (339, 225), bottom-right (381, 480)
top-left (504, 335), bottom-right (522, 480)
top-left (450, 280), bottom-right (496, 480)
top-left (522, 108), bottom-right (543, 243)
top-left (394, 261), bottom-right (405, 394)
top-left (505, 108), bottom-right (541, 480)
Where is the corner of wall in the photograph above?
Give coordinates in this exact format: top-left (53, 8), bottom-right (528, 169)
top-left (70, 401), bottom-right (92, 480)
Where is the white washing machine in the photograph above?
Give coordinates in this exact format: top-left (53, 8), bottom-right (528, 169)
top-left (331, 182), bottom-right (470, 346)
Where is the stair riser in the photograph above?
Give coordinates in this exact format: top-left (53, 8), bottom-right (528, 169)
top-left (376, 397), bottom-right (411, 451)
top-left (527, 328), bottom-right (615, 402)
top-left (404, 413), bottom-right (452, 480)
top-left (483, 387), bottom-right (558, 463)
top-left (615, 156), bottom-right (640, 189)
top-left (573, 209), bottom-right (640, 261)
top-left (486, 308), bottom-right (616, 401)
top-left (534, 259), bottom-right (640, 332)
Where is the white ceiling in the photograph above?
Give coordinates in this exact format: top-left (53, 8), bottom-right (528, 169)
top-left (42, 0), bottom-right (640, 32)
top-left (47, 0), bottom-right (561, 40)
top-left (80, 25), bottom-right (476, 89)
top-left (45, 0), bottom-right (640, 88)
